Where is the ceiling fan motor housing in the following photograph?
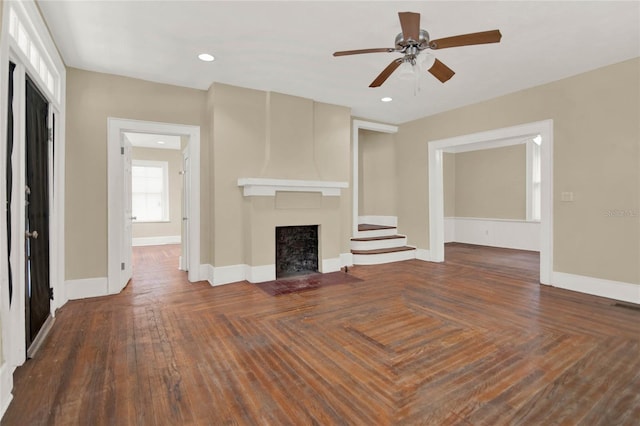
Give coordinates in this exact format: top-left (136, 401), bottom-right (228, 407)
top-left (395, 29), bottom-right (430, 51)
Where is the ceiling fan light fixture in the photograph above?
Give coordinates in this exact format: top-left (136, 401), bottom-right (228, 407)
top-left (398, 60), bottom-right (416, 81)
top-left (418, 52), bottom-right (436, 72)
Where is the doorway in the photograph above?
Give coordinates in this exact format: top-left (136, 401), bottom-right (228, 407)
top-left (124, 132), bottom-right (186, 276)
top-left (24, 76), bottom-right (53, 354)
top-left (107, 118), bottom-right (201, 295)
top-left (428, 120), bottom-right (554, 284)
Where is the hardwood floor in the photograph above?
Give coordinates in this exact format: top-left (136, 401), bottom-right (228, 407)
top-left (3, 243), bottom-right (639, 425)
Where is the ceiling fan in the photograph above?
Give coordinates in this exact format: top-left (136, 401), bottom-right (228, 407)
top-left (333, 12), bottom-right (502, 87)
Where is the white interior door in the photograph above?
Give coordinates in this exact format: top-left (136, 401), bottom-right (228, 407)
top-left (121, 134), bottom-right (133, 286)
top-left (180, 146), bottom-right (190, 271)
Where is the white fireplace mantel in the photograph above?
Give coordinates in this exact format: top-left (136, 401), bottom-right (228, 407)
top-left (238, 178), bottom-right (348, 197)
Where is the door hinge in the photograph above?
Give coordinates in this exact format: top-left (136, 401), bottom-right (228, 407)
top-left (49, 287), bottom-right (54, 300)
top-left (48, 128), bottom-right (53, 142)
top-left (121, 147), bottom-right (125, 155)
top-left (121, 262), bottom-right (125, 271)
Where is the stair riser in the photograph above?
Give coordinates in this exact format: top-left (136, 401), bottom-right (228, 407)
top-left (356, 228), bottom-right (398, 238)
top-left (353, 249), bottom-right (417, 265)
top-left (351, 237), bottom-right (407, 251)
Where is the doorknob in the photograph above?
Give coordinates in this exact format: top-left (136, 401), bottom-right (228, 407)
top-left (131, 216), bottom-right (137, 220)
top-left (182, 217), bottom-right (188, 221)
top-left (25, 230), bottom-right (39, 239)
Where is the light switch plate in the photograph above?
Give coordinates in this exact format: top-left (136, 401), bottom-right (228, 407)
top-left (561, 192), bottom-right (574, 202)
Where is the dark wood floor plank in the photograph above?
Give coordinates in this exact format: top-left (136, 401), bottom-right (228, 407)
top-left (3, 243), bottom-right (639, 425)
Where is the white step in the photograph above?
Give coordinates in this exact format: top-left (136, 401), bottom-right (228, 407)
top-left (352, 247), bottom-right (417, 265)
top-left (357, 224), bottom-right (398, 238)
top-left (350, 235), bottom-right (407, 251)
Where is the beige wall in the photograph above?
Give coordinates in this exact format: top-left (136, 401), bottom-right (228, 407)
top-left (453, 145), bottom-right (526, 219)
top-left (358, 129), bottom-right (397, 216)
top-left (131, 147), bottom-right (183, 239)
top-left (208, 83), bottom-right (351, 268)
top-left (397, 58), bottom-right (640, 284)
top-left (65, 68), bottom-right (208, 280)
top-left (443, 153), bottom-right (456, 217)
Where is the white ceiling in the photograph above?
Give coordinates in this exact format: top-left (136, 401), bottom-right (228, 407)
top-left (123, 132), bottom-right (181, 150)
top-left (38, 1), bottom-right (640, 124)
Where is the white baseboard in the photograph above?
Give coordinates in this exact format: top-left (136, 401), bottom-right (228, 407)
top-left (132, 235), bottom-right (181, 247)
top-left (202, 258), bottom-right (350, 286)
top-left (358, 215), bottom-right (397, 227)
top-left (551, 272), bottom-right (640, 305)
top-left (415, 248), bottom-right (431, 261)
top-left (340, 252), bottom-right (353, 267)
top-left (211, 264), bottom-right (246, 286)
top-left (445, 217), bottom-right (540, 252)
top-left (246, 265), bottom-right (276, 283)
top-left (444, 218), bottom-right (456, 243)
top-left (199, 264), bottom-right (214, 284)
top-left (0, 362), bottom-right (13, 420)
top-left (322, 257), bottom-right (341, 273)
top-left (65, 277), bottom-right (108, 300)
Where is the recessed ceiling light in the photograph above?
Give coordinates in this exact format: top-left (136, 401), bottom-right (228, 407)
top-left (157, 140), bottom-right (165, 145)
top-left (381, 97), bottom-right (393, 102)
top-left (198, 53), bottom-right (215, 62)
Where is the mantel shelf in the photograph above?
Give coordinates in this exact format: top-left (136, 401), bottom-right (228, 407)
top-left (238, 178), bottom-right (348, 197)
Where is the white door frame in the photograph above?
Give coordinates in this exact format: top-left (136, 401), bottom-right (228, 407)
top-left (428, 119), bottom-right (554, 284)
top-left (351, 119), bottom-right (398, 236)
top-left (107, 118), bottom-right (201, 294)
top-left (0, 0), bottom-right (66, 380)
top-left (180, 146), bottom-right (190, 271)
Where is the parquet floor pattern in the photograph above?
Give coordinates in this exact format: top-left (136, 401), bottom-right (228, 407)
top-left (3, 243), bottom-right (640, 425)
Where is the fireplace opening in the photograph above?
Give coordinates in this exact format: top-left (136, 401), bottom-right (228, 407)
top-left (276, 225), bottom-right (319, 278)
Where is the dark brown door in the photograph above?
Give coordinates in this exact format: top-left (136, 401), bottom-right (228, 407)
top-left (25, 75), bottom-right (51, 351)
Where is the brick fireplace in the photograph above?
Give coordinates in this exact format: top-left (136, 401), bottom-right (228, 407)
top-left (275, 225), bottom-right (319, 278)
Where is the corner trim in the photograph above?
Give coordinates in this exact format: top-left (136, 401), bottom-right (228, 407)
top-left (340, 252), bottom-right (354, 267)
top-left (321, 257), bottom-right (341, 273)
top-left (0, 362), bottom-right (13, 420)
top-left (415, 248), bottom-right (431, 261)
top-left (212, 264), bottom-right (247, 286)
top-left (65, 277), bottom-right (109, 301)
top-left (199, 264), bottom-right (214, 284)
top-left (551, 272), bottom-right (640, 304)
top-left (245, 265), bottom-right (276, 283)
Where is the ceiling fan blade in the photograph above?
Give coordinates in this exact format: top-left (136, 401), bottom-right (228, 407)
top-left (430, 29), bottom-right (502, 50)
top-left (428, 58), bottom-right (455, 83)
top-left (333, 48), bottom-right (395, 57)
top-left (398, 12), bottom-right (420, 42)
top-left (369, 59), bottom-right (403, 87)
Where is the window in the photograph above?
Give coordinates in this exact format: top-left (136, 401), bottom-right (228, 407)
top-left (132, 160), bottom-right (169, 222)
top-left (526, 135), bottom-right (542, 221)
top-left (8, 7), bottom-right (59, 100)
